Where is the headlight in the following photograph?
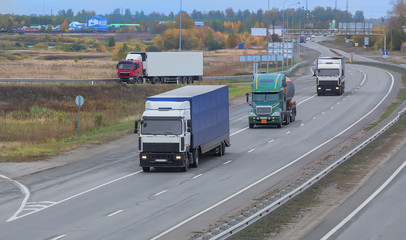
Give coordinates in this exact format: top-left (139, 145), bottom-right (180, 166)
top-left (271, 112), bottom-right (281, 116)
top-left (141, 155), bottom-right (147, 160)
top-left (175, 155), bottom-right (182, 160)
top-left (317, 87), bottom-right (321, 90)
top-left (335, 87), bottom-right (339, 90)
top-left (249, 112), bottom-right (256, 116)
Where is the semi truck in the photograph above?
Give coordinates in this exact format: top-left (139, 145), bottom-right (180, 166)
top-left (117, 52), bottom-right (203, 84)
top-left (313, 57), bottom-right (345, 96)
top-left (248, 73), bottom-right (296, 128)
top-left (135, 85), bottom-right (230, 172)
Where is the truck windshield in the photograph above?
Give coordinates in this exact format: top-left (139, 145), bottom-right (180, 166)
top-left (252, 93), bottom-right (279, 102)
top-left (141, 120), bottom-right (182, 135)
top-left (318, 69), bottom-right (339, 76)
top-left (118, 62), bottom-right (133, 70)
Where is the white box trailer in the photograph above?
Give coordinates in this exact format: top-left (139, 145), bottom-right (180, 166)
top-left (123, 52), bottom-right (203, 84)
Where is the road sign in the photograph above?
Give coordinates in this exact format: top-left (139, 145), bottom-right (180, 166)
top-left (383, 50), bottom-right (389, 58)
top-left (364, 37), bottom-right (369, 46)
top-left (75, 95), bottom-right (84, 106)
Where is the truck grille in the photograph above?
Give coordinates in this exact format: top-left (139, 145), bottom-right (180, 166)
top-left (256, 106), bottom-right (272, 115)
top-left (143, 143), bottom-right (179, 153)
top-left (120, 72), bottom-right (130, 77)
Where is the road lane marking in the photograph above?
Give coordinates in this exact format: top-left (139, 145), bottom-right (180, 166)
top-left (0, 174), bottom-right (31, 222)
top-left (155, 190), bottom-right (168, 196)
top-left (300, 123), bottom-right (305, 127)
top-left (330, 107), bottom-right (334, 109)
top-left (108, 210), bottom-right (123, 217)
top-left (268, 139), bottom-right (275, 143)
top-left (7, 170), bottom-right (143, 222)
top-left (322, 112), bottom-right (325, 115)
top-left (313, 116), bottom-right (317, 120)
top-left (248, 148), bottom-right (256, 153)
top-left (51, 235), bottom-right (67, 240)
top-left (230, 127), bottom-right (248, 136)
top-left (297, 94), bottom-right (317, 106)
top-left (286, 131), bottom-right (292, 135)
top-left (193, 174), bottom-right (203, 179)
top-left (223, 160), bottom-right (232, 165)
top-left (321, 159), bottom-right (406, 240)
top-left (151, 71), bottom-right (395, 240)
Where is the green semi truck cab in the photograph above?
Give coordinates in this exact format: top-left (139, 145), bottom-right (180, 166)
top-left (248, 73), bottom-right (296, 128)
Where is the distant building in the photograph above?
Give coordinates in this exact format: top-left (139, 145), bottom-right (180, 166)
top-left (87, 16), bottom-right (108, 31)
top-left (69, 21), bottom-right (85, 31)
top-left (195, 22), bottom-right (204, 28)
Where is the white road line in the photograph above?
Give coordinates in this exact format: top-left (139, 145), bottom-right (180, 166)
top-left (297, 94), bottom-right (317, 106)
top-left (192, 174), bottom-right (203, 179)
top-left (247, 148), bottom-right (256, 153)
top-left (0, 174), bottom-right (31, 222)
top-left (8, 170), bottom-right (143, 222)
top-left (107, 210), bottom-right (123, 217)
top-left (313, 116), bottom-right (317, 120)
top-left (223, 160), bottom-right (232, 165)
top-left (268, 139), bottom-right (275, 143)
top-left (322, 112), bottom-right (325, 115)
top-left (155, 190), bottom-right (168, 196)
top-left (286, 131), bottom-right (292, 135)
top-left (230, 127), bottom-right (248, 136)
top-left (300, 123), bottom-right (305, 127)
top-left (330, 107), bottom-right (334, 109)
top-left (321, 159), bottom-right (406, 240)
top-left (150, 71), bottom-right (395, 240)
top-left (51, 235), bottom-right (67, 240)
top-left (337, 102), bottom-right (341, 105)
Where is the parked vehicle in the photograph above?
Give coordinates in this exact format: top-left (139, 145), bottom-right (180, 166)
top-left (313, 57), bottom-right (345, 96)
top-left (135, 85), bottom-right (230, 172)
top-left (117, 52), bottom-right (203, 84)
top-left (248, 73), bottom-right (296, 128)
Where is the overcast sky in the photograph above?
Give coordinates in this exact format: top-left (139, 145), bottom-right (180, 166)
top-left (2, 0), bottom-right (392, 19)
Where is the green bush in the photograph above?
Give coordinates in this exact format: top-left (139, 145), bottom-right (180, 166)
top-left (94, 114), bottom-right (104, 127)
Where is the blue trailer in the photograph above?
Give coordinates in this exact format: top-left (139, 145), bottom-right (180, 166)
top-left (135, 85), bottom-right (230, 172)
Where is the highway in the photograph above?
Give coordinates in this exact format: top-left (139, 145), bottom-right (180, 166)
top-left (0, 41), bottom-right (400, 240)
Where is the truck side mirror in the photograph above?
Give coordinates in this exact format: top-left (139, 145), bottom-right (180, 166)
top-left (187, 120), bottom-right (192, 129)
top-left (116, 64), bottom-right (118, 69)
top-left (245, 93), bottom-right (250, 103)
top-left (134, 120), bottom-right (138, 134)
top-left (187, 126), bottom-right (192, 132)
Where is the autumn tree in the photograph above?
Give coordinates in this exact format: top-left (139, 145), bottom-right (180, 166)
top-left (61, 19), bottom-right (69, 32)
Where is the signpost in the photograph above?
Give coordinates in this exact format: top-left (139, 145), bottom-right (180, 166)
top-left (75, 95), bottom-right (84, 138)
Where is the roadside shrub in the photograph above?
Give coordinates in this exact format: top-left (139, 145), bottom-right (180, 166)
top-left (94, 114), bottom-right (104, 127)
top-left (70, 43), bottom-right (87, 51)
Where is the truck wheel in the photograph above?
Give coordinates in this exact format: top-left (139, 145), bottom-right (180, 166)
top-left (277, 122), bottom-right (282, 128)
top-left (182, 77), bottom-right (188, 84)
top-left (181, 158), bottom-right (189, 172)
top-left (286, 115), bottom-right (290, 125)
top-left (142, 167), bottom-right (150, 172)
top-left (136, 76), bottom-right (143, 84)
top-left (190, 148), bottom-right (199, 168)
top-left (290, 114), bottom-right (295, 122)
top-left (187, 77), bottom-right (193, 84)
top-left (249, 123), bottom-right (254, 128)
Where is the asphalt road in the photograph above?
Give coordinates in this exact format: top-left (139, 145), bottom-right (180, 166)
top-left (0, 41), bottom-right (400, 240)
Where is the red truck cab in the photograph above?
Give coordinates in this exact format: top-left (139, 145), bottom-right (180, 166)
top-left (117, 60), bottom-right (143, 83)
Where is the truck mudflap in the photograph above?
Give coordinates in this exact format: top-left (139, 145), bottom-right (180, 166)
top-left (139, 152), bottom-right (188, 168)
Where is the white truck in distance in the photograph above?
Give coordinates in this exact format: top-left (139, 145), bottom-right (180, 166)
top-left (117, 52), bottom-right (203, 84)
top-left (314, 57), bottom-right (345, 96)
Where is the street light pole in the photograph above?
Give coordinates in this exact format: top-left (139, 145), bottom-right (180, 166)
top-left (267, 0), bottom-right (270, 73)
top-left (179, 0), bottom-right (182, 51)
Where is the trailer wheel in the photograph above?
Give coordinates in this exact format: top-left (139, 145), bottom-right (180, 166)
top-left (190, 148), bottom-right (199, 168)
top-left (142, 167), bottom-right (150, 172)
top-left (216, 144), bottom-right (223, 157)
top-left (290, 114), bottom-right (296, 122)
top-left (221, 142), bottom-right (225, 155)
top-left (187, 77), bottom-right (193, 84)
top-left (286, 114), bottom-right (290, 125)
top-left (151, 77), bottom-right (159, 84)
top-left (182, 77), bottom-right (188, 84)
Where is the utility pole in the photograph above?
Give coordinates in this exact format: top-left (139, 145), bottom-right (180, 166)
top-left (179, 0), bottom-right (182, 51)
